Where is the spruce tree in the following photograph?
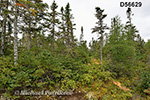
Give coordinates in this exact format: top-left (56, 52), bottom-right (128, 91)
top-left (50, 0), bottom-right (59, 49)
top-left (80, 26), bottom-right (84, 45)
top-left (59, 7), bottom-right (66, 43)
top-left (64, 3), bottom-right (76, 48)
top-left (19, 0), bottom-right (48, 50)
top-left (92, 7), bottom-right (108, 63)
top-left (108, 16), bottom-right (135, 77)
top-left (125, 7), bottom-right (138, 42)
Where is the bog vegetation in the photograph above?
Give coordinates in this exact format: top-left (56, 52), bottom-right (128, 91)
top-left (0, 0), bottom-right (150, 100)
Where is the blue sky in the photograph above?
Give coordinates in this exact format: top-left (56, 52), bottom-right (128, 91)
top-left (43, 0), bottom-right (150, 44)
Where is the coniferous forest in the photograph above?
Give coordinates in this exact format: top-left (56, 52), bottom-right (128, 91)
top-left (0, 0), bottom-right (150, 100)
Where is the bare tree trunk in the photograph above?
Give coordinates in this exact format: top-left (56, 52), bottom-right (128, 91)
top-left (1, 15), bottom-right (7, 55)
top-left (1, 0), bottom-right (8, 55)
top-left (27, 19), bottom-right (31, 50)
top-left (26, 3), bottom-right (31, 50)
top-left (52, 24), bottom-right (55, 49)
top-left (14, 0), bottom-right (18, 65)
top-left (100, 40), bottom-right (103, 64)
top-left (100, 19), bottom-right (103, 64)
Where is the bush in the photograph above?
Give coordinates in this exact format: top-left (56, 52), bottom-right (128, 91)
top-left (138, 67), bottom-right (150, 92)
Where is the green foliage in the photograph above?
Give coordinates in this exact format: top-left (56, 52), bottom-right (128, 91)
top-left (111, 41), bottom-right (135, 64)
top-left (105, 38), bottom-right (136, 77)
top-left (138, 67), bottom-right (150, 92)
top-left (0, 1), bottom-right (149, 99)
top-left (102, 16), bottom-right (137, 78)
top-left (145, 40), bottom-right (150, 55)
top-left (0, 49), bottom-right (114, 99)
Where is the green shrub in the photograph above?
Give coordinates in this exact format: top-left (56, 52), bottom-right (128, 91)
top-left (138, 67), bottom-right (150, 92)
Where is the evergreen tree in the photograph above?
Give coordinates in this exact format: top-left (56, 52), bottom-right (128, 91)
top-left (92, 7), bottom-right (108, 63)
top-left (19, 0), bottom-right (48, 50)
top-left (64, 3), bottom-right (76, 48)
top-left (135, 34), bottom-right (145, 60)
top-left (125, 7), bottom-right (138, 42)
top-left (50, 0), bottom-right (59, 49)
top-left (80, 26), bottom-right (84, 45)
top-left (125, 8), bottom-right (144, 61)
top-left (59, 7), bottom-right (66, 43)
top-left (107, 16), bottom-right (135, 77)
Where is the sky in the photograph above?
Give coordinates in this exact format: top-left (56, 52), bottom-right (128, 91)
top-left (43, 0), bottom-right (150, 44)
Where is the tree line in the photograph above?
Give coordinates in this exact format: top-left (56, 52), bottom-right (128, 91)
top-left (0, 0), bottom-right (76, 64)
